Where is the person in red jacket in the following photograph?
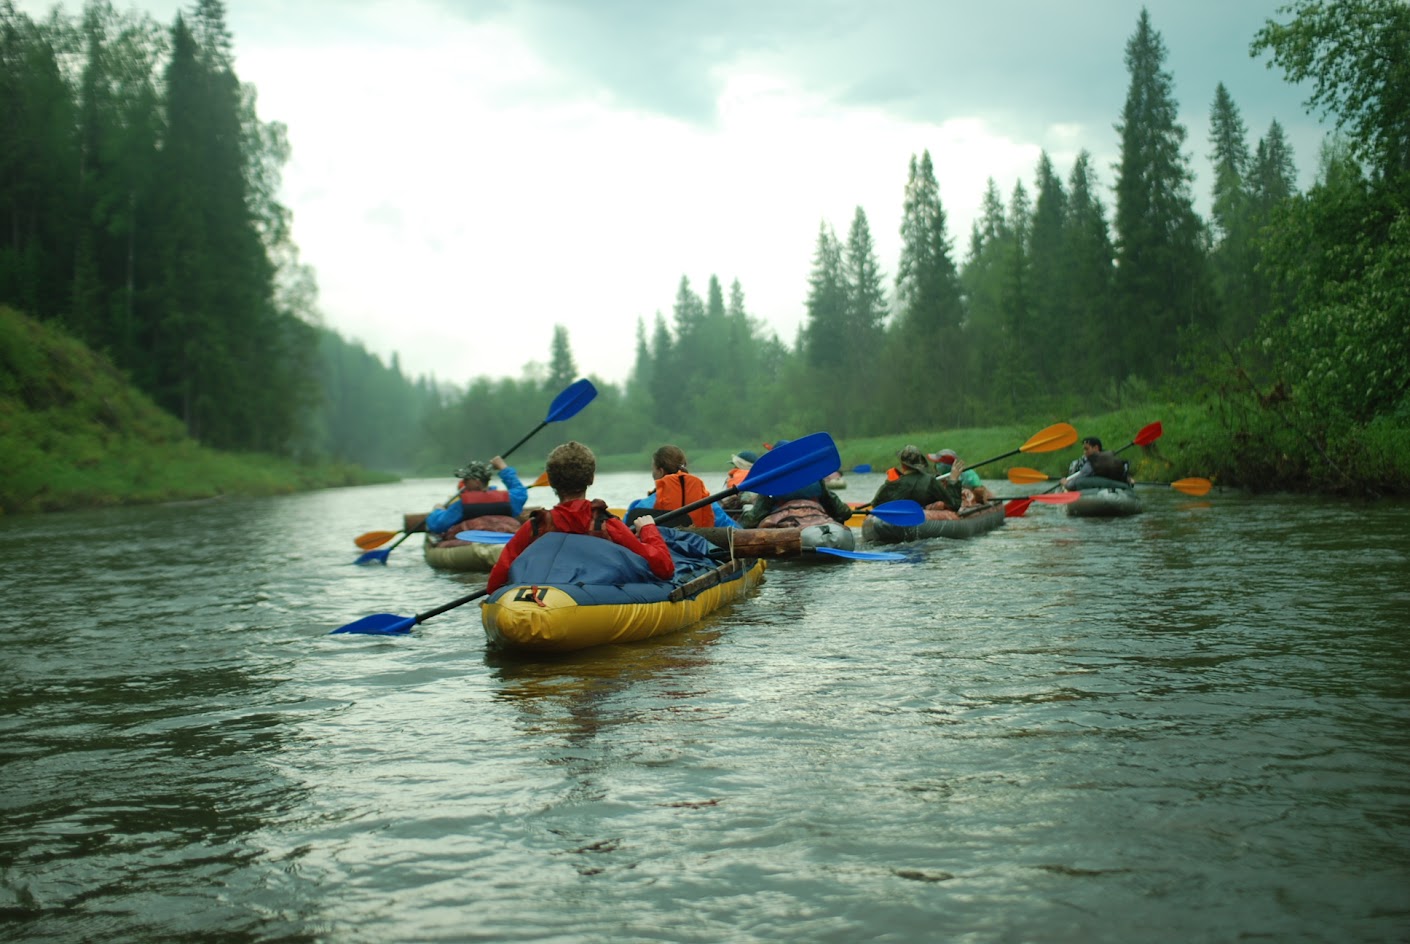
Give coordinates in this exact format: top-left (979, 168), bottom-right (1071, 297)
top-left (486, 441), bottom-right (675, 594)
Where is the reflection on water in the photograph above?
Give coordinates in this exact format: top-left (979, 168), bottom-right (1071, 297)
top-left (2, 478), bottom-right (1409, 942)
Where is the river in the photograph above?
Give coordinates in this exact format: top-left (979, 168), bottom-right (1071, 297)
top-left (2, 472), bottom-right (1407, 943)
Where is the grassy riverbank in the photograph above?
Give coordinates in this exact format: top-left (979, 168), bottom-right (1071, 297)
top-left (0, 306), bottom-right (391, 515)
top-left (595, 405), bottom-right (1209, 486)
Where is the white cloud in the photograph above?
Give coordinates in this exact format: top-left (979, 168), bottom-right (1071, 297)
top-left (16, 0), bottom-right (1323, 388)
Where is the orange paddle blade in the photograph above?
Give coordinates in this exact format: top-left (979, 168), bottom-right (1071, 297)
top-left (529, 471), bottom-right (550, 487)
top-left (1019, 422), bottom-right (1078, 454)
top-left (1171, 477), bottom-right (1212, 496)
top-left (1007, 467), bottom-right (1052, 484)
top-left (354, 530), bottom-right (398, 550)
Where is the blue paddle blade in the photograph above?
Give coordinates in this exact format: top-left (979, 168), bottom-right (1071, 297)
top-left (545, 378), bottom-right (597, 422)
top-left (447, 530), bottom-right (514, 544)
top-left (867, 500), bottom-right (925, 526)
top-left (811, 546), bottom-right (907, 562)
top-left (330, 613), bottom-right (417, 635)
top-left (851, 463), bottom-right (872, 474)
top-left (739, 431), bottom-right (841, 497)
top-left (353, 549), bottom-right (391, 565)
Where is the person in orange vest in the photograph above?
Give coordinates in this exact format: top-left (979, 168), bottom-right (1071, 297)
top-left (624, 444), bottom-right (738, 528)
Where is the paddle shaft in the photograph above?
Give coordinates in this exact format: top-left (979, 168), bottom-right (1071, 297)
top-left (417, 588), bottom-right (490, 624)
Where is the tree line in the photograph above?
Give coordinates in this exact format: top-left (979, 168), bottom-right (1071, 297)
top-left (4, 1), bottom-right (1406, 487)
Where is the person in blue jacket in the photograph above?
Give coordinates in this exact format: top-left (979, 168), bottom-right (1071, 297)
top-left (425, 456), bottom-right (527, 533)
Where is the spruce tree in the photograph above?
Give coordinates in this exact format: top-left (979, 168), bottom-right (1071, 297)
top-left (1028, 152), bottom-right (1069, 391)
top-left (1062, 151), bottom-right (1117, 393)
top-left (1113, 9), bottom-right (1211, 383)
top-left (843, 205), bottom-right (887, 378)
top-left (893, 150), bottom-right (965, 423)
top-left (548, 324), bottom-right (576, 390)
top-left (803, 221), bottom-right (847, 369)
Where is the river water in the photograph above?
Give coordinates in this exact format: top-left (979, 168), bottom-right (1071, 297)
top-left (1, 472), bottom-right (1407, 943)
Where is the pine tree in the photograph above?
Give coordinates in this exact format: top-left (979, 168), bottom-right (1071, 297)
top-left (1207, 82), bottom-right (1260, 340)
top-left (1027, 152), bottom-right (1068, 391)
top-left (803, 221), bottom-right (847, 369)
top-left (999, 180), bottom-right (1033, 410)
top-left (893, 150), bottom-right (965, 423)
top-left (1062, 151), bottom-right (1117, 394)
top-left (548, 324), bottom-right (576, 390)
top-left (842, 205), bottom-right (887, 379)
top-left (1113, 9), bottom-right (1211, 383)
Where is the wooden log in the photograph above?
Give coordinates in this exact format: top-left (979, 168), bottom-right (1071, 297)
top-left (682, 527), bottom-right (803, 558)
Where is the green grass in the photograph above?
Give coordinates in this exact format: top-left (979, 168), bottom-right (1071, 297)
top-left (0, 306), bottom-right (390, 515)
top-left (595, 402), bottom-right (1211, 486)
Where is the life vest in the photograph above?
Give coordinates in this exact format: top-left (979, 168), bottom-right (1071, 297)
top-left (457, 486), bottom-right (513, 519)
top-left (653, 472), bottom-right (714, 527)
top-left (530, 499), bottom-right (616, 538)
top-left (725, 467), bottom-right (749, 490)
top-left (1088, 450), bottom-right (1129, 481)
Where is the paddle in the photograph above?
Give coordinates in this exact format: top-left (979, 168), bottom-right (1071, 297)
top-left (651, 432), bottom-right (842, 528)
top-left (963, 422), bottom-right (1079, 473)
top-left (850, 463), bottom-right (873, 474)
top-left (844, 500), bottom-right (928, 528)
top-left (528, 471), bottom-right (550, 487)
top-left (354, 379), bottom-right (598, 565)
top-left (853, 500), bottom-right (925, 526)
top-left (435, 530), bottom-right (514, 544)
top-left (1135, 477), bottom-right (1213, 497)
top-left (354, 531), bottom-right (417, 563)
top-left (354, 529), bottom-right (399, 550)
top-left (331, 586), bottom-right (490, 636)
top-left (1115, 421), bottom-right (1163, 454)
top-left (1002, 492), bottom-right (1083, 517)
top-left (811, 547), bottom-right (907, 562)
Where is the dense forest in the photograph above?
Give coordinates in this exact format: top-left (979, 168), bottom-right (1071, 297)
top-left (3, 1), bottom-right (1406, 491)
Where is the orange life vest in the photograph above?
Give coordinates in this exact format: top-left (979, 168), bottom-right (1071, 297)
top-left (724, 467), bottom-right (749, 490)
top-left (653, 472), bottom-right (714, 527)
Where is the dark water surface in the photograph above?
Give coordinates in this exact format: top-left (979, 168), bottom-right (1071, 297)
top-left (2, 474), bottom-right (1408, 943)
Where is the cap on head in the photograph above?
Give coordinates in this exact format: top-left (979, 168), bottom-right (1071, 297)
top-left (897, 444), bottom-right (930, 473)
top-left (546, 441), bottom-right (596, 494)
top-left (930, 448), bottom-right (958, 464)
top-left (456, 460), bottom-right (494, 486)
top-left (731, 449), bottom-right (760, 470)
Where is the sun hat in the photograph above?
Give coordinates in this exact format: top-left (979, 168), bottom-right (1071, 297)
top-left (897, 445), bottom-right (930, 474)
top-left (456, 460), bottom-right (495, 485)
top-left (731, 449), bottom-right (760, 470)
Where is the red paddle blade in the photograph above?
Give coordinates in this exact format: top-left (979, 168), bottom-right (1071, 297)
top-left (1004, 499), bottom-right (1033, 517)
top-left (1134, 421), bottom-right (1163, 447)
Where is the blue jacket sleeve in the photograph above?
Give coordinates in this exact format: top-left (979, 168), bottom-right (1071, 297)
top-left (425, 502), bottom-right (463, 533)
top-left (712, 502), bottom-right (737, 528)
top-left (498, 466), bottom-right (528, 516)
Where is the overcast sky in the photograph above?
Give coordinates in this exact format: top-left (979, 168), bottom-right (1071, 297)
top-left (22, 0), bottom-right (1327, 386)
